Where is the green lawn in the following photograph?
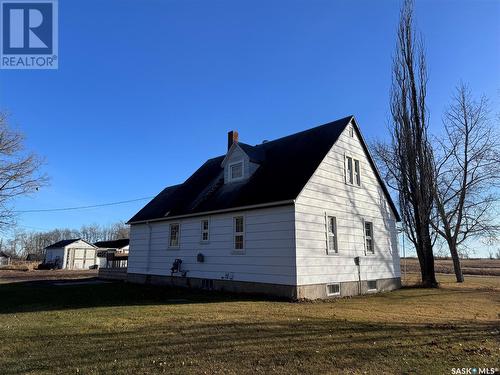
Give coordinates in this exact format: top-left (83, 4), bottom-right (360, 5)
top-left (0, 274), bottom-right (498, 374)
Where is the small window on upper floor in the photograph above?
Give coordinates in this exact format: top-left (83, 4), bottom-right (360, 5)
top-left (229, 161), bottom-right (244, 181)
top-left (349, 126), bottom-right (354, 137)
top-left (346, 156), bottom-right (353, 184)
top-left (354, 159), bottom-right (361, 186)
top-left (345, 156), bottom-right (361, 186)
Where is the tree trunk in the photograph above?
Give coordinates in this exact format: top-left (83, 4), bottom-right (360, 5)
top-left (448, 241), bottom-right (464, 283)
top-left (420, 229), bottom-right (438, 287)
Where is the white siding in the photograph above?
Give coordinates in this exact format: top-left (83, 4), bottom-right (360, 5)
top-left (64, 240), bottom-right (96, 269)
top-left (295, 123), bottom-right (400, 285)
top-left (128, 205), bottom-right (296, 285)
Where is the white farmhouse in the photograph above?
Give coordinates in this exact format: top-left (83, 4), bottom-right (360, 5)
top-left (44, 239), bottom-right (98, 270)
top-left (127, 116), bottom-right (401, 299)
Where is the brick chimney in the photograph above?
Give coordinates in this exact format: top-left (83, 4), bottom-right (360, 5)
top-left (227, 130), bottom-right (239, 150)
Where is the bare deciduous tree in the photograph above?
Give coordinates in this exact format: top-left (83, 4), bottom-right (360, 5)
top-left (0, 112), bottom-right (47, 228)
top-left (432, 84), bottom-right (500, 282)
top-left (110, 221), bottom-right (129, 239)
top-left (374, 0), bottom-right (437, 287)
top-left (4, 221), bottom-right (130, 257)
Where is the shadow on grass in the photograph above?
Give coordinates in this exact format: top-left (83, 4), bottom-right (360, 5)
top-left (0, 310), bottom-right (497, 375)
top-left (0, 278), bottom-right (285, 314)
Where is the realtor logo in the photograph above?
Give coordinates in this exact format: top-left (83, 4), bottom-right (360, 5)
top-left (1, 0), bottom-right (58, 69)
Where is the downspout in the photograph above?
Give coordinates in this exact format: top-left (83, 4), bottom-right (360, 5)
top-left (354, 256), bottom-right (361, 295)
top-left (146, 222), bottom-right (152, 273)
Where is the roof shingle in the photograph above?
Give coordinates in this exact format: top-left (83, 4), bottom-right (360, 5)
top-left (128, 116), bottom-right (400, 223)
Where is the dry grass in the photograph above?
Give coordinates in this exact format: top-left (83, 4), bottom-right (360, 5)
top-left (0, 261), bottom-right (41, 272)
top-left (0, 273), bottom-right (498, 374)
top-left (0, 269), bottom-right (98, 284)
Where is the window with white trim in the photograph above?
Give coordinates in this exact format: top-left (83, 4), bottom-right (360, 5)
top-left (326, 283), bottom-right (340, 296)
top-left (346, 156), bottom-right (353, 184)
top-left (367, 280), bottom-right (377, 291)
top-left (345, 156), bottom-right (361, 186)
top-left (229, 161), bottom-right (243, 181)
top-left (233, 216), bottom-right (244, 250)
top-left (169, 223), bottom-right (180, 248)
top-left (327, 216), bottom-right (338, 254)
top-left (354, 159), bottom-right (361, 186)
top-left (364, 221), bottom-right (374, 254)
top-left (349, 126), bottom-right (354, 137)
top-left (201, 219), bottom-right (209, 242)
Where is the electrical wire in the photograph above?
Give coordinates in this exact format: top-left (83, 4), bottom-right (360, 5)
top-left (14, 196), bottom-right (153, 213)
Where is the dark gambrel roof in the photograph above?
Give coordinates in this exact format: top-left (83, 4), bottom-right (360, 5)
top-left (128, 116), bottom-right (400, 223)
top-left (94, 239), bottom-right (130, 249)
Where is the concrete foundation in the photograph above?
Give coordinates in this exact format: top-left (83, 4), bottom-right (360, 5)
top-left (124, 273), bottom-right (401, 300)
top-left (296, 277), bottom-right (401, 299)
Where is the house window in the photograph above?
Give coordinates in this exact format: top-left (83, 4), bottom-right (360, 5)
top-left (346, 156), bottom-right (353, 184)
top-left (354, 159), bottom-right (361, 186)
top-left (169, 223), bottom-right (180, 248)
top-left (326, 283), bottom-right (340, 296)
top-left (229, 161), bottom-right (243, 181)
top-left (201, 219), bottom-right (209, 242)
top-left (346, 156), bottom-right (361, 186)
top-left (364, 221), bottom-right (374, 254)
top-left (327, 216), bottom-right (338, 254)
top-left (233, 216), bottom-right (244, 250)
top-left (349, 126), bottom-right (354, 137)
top-left (367, 280), bottom-right (377, 291)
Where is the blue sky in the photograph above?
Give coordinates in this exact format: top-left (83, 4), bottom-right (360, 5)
top-left (0, 0), bottom-right (499, 256)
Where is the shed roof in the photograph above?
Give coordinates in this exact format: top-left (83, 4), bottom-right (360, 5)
top-left (45, 239), bottom-right (95, 249)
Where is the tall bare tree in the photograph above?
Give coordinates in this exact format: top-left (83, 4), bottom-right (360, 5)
top-left (5, 221), bottom-right (130, 257)
top-left (433, 84), bottom-right (500, 282)
top-left (0, 112), bottom-right (47, 228)
top-left (374, 0), bottom-right (437, 287)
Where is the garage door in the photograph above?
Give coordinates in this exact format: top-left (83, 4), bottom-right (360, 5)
top-left (66, 248), bottom-right (96, 270)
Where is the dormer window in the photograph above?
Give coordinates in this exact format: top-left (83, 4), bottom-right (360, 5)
top-left (221, 133), bottom-right (261, 184)
top-left (229, 161), bottom-right (244, 181)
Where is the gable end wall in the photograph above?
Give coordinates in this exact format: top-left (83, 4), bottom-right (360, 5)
top-left (294, 124), bottom-right (400, 286)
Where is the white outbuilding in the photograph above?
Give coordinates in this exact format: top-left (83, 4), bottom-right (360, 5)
top-left (44, 239), bottom-right (98, 270)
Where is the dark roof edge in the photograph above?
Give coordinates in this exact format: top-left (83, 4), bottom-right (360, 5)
top-left (128, 199), bottom-right (295, 225)
top-left (74, 238), bottom-right (97, 248)
top-left (350, 116), bottom-right (401, 222)
top-left (257, 115), bottom-right (355, 147)
top-left (44, 238), bottom-right (97, 249)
